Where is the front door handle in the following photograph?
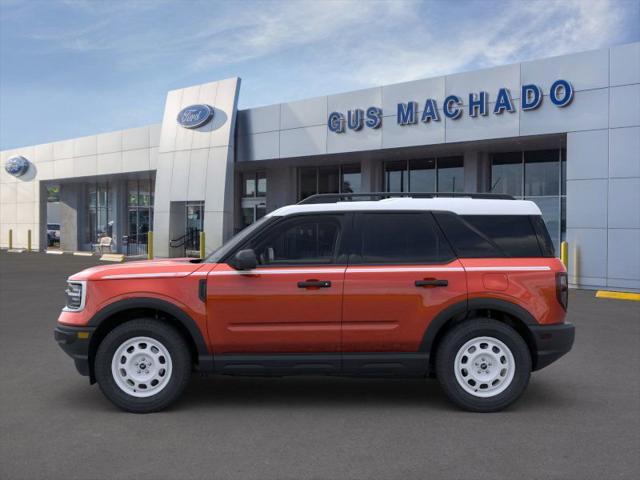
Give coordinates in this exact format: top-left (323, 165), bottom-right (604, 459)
top-left (298, 280), bottom-right (332, 289)
top-left (415, 279), bottom-right (448, 288)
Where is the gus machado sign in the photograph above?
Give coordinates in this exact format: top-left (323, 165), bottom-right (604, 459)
top-left (328, 79), bottom-right (573, 133)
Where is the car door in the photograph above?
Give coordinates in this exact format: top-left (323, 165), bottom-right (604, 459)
top-left (341, 212), bottom-right (467, 357)
top-left (206, 213), bottom-right (348, 357)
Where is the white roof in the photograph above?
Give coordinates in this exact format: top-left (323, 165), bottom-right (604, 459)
top-left (269, 197), bottom-right (541, 217)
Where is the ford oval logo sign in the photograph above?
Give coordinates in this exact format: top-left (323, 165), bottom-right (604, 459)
top-left (5, 156), bottom-right (30, 177)
top-left (176, 104), bottom-right (214, 129)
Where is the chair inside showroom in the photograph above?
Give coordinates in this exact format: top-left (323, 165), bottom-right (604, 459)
top-left (94, 236), bottom-right (113, 254)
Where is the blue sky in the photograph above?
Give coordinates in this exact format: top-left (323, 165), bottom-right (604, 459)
top-left (1, 0), bottom-right (639, 149)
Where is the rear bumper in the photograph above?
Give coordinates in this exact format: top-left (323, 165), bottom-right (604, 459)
top-left (529, 322), bottom-right (575, 371)
top-left (54, 325), bottom-right (95, 377)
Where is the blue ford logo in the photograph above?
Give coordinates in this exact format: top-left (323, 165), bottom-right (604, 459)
top-left (5, 156), bottom-right (30, 177)
top-left (176, 104), bottom-right (214, 129)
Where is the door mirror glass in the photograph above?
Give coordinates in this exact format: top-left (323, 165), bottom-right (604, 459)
top-left (230, 249), bottom-right (257, 270)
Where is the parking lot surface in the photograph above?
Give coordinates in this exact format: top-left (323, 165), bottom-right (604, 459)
top-left (1, 251), bottom-right (639, 480)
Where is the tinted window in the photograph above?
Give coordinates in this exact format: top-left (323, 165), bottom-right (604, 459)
top-left (531, 215), bottom-right (555, 257)
top-left (462, 215), bottom-right (542, 257)
top-left (434, 212), bottom-right (503, 258)
top-left (356, 213), bottom-right (454, 264)
top-left (250, 216), bottom-right (342, 265)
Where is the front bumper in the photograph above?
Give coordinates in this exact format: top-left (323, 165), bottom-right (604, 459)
top-left (54, 325), bottom-right (95, 377)
top-left (529, 322), bottom-right (575, 371)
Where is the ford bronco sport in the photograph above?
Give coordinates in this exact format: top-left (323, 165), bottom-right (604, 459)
top-left (55, 193), bottom-right (574, 413)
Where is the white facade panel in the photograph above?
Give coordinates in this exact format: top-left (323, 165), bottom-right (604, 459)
top-left (73, 154), bottom-right (98, 178)
top-left (97, 131), bottom-right (122, 155)
top-left (52, 139), bottom-right (74, 160)
top-left (53, 158), bottom-right (74, 178)
top-left (608, 178), bottom-right (640, 228)
top-left (328, 87), bottom-right (382, 113)
top-left (73, 135), bottom-right (97, 157)
top-left (122, 126), bottom-right (150, 151)
top-left (566, 179), bottom-right (608, 228)
top-left (34, 143), bottom-right (54, 163)
top-left (96, 152), bottom-right (122, 175)
top-left (566, 228), bottom-right (608, 279)
top-left (521, 48), bottom-right (610, 92)
top-left (122, 148), bottom-right (150, 173)
top-left (446, 105), bottom-right (519, 143)
top-left (446, 64), bottom-right (521, 101)
top-left (566, 130), bottom-right (609, 180)
top-left (280, 126), bottom-right (327, 157)
top-left (281, 97), bottom-right (327, 130)
top-left (608, 229), bottom-right (640, 280)
top-left (519, 88), bottom-right (609, 136)
top-left (187, 148), bottom-right (208, 201)
top-left (382, 77), bottom-right (446, 114)
top-left (609, 127), bottom-right (640, 178)
top-left (238, 104), bottom-right (280, 135)
top-left (610, 43), bottom-right (640, 87)
top-left (382, 117), bottom-right (445, 149)
top-left (237, 131), bottom-right (279, 162)
top-left (169, 150), bottom-right (190, 201)
top-left (609, 84), bottom-right (640, 128)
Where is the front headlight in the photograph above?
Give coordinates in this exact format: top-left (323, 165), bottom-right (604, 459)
top-left (64, 281), bottom-right (86, 311)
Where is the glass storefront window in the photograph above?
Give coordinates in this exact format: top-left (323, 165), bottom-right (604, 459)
top-left (125, 177), bottom-right (155, 255)
top-left (490, 152), bottom-right (522, 196)
top-left (341, 164), bottom-right (361, 194)
top-left (437, 157), bottom-right (464, 192)
top-left (384, 157), bottom-right (463, 192)
top-left (242, 172), bottom-right (267, 198)
top-left (298, 164), bottom-right (361, 201)
top-left (384, 161), bottom-right (406, 192)
top-left (85, 182), bottom-right (113, 245)
top-left (525, 149), bottom-right (560, 196)
top-left (409, 159), bottom-right (436, 192)
top-left (318, 166), bottom-right (340, 194)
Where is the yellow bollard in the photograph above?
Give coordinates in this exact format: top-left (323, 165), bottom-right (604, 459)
top-left (199, 231), bottom-right (205, 259)
top-left (8, 229), bottom-right (12, 249)
top-left (28, 229), bottom-right (32, 252)
top-left (147, 231), bottom-right (154, 260)
top-left (560, 241), bottom-right (568, 268)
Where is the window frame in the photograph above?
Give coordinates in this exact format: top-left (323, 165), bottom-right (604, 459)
top-left (349, 211), bottom-right (457, 266)
top-left (222, 213), bottom-right (352, 267)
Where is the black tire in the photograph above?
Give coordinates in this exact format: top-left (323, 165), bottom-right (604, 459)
top-left (94, 319), bottom-right (192, 413)
top-left (435, 318), bottom-right (531, 412)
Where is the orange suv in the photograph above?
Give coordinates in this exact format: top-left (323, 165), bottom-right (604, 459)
top-left (54, 193), bottom-right (574, 413)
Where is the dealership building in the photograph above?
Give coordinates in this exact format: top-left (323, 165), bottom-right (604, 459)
top-left (1, 42), bottom-right (639, 291)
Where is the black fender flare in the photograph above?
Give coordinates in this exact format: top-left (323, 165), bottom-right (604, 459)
top-left (87, 297), bottom-right (211, 370)
top-left (419, 297), bottom-right (537, 353)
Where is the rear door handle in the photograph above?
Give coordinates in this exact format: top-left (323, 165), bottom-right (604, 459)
top-left (298, 280), bottom-right (332, 289)
top-left (415, 279), bottom-right (448, 288)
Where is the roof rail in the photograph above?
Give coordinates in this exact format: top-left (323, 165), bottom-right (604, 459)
top-left (297, 192), bottom-right (515, 204)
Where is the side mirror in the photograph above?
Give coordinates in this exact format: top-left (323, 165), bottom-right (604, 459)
top-left (230, 249), bottom-right (257, 270)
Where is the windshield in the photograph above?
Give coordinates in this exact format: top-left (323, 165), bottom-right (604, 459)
top-left (205, 216), bottom-right (274, 263)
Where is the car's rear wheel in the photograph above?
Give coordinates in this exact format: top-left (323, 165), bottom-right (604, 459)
top-left (95, 319), bottom-right (191, 413)
top-left (435, 318), bottom-right (531, 412)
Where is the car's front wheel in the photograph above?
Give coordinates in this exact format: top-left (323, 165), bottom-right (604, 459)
top-left (435, 318), bottom-right (531, 412)
top-left (94, 319), bottom-right (192, 413)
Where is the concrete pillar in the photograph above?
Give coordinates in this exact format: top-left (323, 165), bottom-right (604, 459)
top-left (463, 151), bottom-right (491, 193)
top-left (59, 183), bottom-right (80, 251)
top-left (361, 158), bottom-right (381, 192)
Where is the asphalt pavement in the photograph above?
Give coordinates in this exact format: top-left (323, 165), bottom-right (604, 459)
top-left (0, 251), bottom-right (639, 480)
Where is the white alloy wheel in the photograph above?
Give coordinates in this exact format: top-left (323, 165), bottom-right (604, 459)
top-left (110, 336), bottom-right (173, 398)
top-left (453, 336), bottom-right (515, 398)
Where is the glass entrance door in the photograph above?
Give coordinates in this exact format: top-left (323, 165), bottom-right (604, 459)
top-left (185, 202), bottom-right (204, 256)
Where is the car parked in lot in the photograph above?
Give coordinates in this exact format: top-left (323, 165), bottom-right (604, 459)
top-left (55, 193), bottom-right (574, 413)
